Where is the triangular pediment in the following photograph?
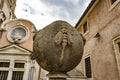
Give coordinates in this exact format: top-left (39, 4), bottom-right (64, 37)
top-left (0, 44), bottom-right (31, 55)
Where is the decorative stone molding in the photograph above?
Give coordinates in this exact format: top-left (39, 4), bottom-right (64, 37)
top-left (7, 25), bottom-right (30, 43)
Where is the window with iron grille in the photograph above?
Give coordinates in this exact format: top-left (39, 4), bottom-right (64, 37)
top-left (12, 62), bottom-right (25, 80)
top-left (12, 71), bottom-right (24, 80)
top-left (0, 62), bottom-right (10, 67)
top-left (0, 71), bottom-right (9, 80)
top-left (14, 63), bottom-right (25, 68)
top-left (85, 57), bottom-right (92, 78)
top-left (0, 61), bottom-right (25, 80)
top-left (0, 62), bottom-right (10, 80)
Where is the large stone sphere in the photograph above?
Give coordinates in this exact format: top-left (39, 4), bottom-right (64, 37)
top-left (33, 21), bottom-right (84, 73)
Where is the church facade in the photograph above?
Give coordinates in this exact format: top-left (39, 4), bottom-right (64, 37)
top-left (0, 0), bottom-right (41, 80)
top-left (75, 0), bottom-right (120, 80)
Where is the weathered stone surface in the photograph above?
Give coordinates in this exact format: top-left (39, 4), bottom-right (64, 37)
top-left (33, 20), bottom-right (84, 73)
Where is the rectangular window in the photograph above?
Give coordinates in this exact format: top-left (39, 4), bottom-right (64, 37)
top-left (113, 37), bottom-right (120, 76)
top-left (0, 62), bottom-right (10, 67)
top-left (83, 21), bottom-right (88, 33)
top-left (85, 57), bottom-right (92, 78)
top-left (12, 71), bottom-right (24, 80)
top-left (117, 42), bottom-right (120, 52)
top-left (0, 61), bottom-right (25, 80)
top-left (0, 71), bottom-right (9, 80)
top-left (14, 63), bottom-right (25, 68)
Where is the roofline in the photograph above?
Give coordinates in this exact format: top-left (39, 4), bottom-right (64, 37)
top-left (75, 0), bottom-right (96, 28)
top-left (1, 18), bottom-right (37, 32)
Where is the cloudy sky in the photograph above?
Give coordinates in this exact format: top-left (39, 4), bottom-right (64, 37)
top-left (15, 0), bottom-right (91, 30)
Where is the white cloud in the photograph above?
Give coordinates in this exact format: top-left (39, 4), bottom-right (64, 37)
top-left (15, 0), bottom-right (56, 30)
top-left (65, 0), bottom-right (79, 5)
top-left (15, 0), bottom-right (91, 30)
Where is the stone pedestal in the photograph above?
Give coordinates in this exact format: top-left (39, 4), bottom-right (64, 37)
top-left (47, 73), bottom-right (68, 80)
top-left (49, 78), bottom-right (66, 80)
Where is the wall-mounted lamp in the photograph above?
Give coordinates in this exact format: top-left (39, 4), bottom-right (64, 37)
top-left (94, 32), bottom-right (100, 38)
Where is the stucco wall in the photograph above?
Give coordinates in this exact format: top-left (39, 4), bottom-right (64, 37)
top-left (76, 0), bottom-right (120, 80)
top-left (0, 19), bottom-right (36, 51)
